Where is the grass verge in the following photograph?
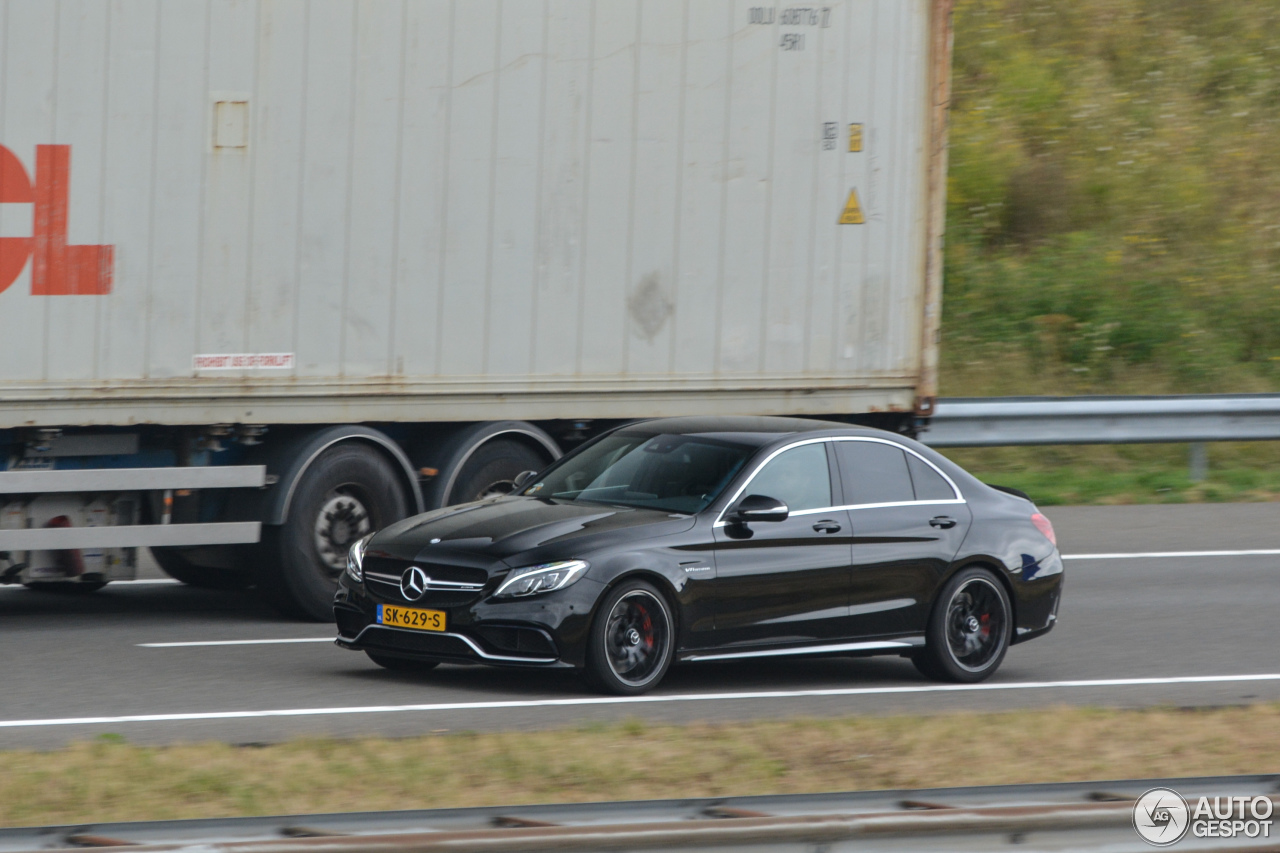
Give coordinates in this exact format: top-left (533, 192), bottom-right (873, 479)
top-left (936, 442), bottom-right (1280, 505)
top-left (6, 705), bottom-right (1280, 827)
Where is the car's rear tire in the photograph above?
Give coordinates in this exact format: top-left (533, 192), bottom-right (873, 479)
top-left (584, 579), bottom-right (675, 695)
top-left (259, 443), bottom-right (410, 621)
top-left (365, 652), bottom-right (440, 674)
top-left (913, 566), bottom-right (1012, 683)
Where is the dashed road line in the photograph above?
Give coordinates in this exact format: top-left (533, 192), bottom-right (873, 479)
top-left (1063, 549), bottom-right (1280, 560)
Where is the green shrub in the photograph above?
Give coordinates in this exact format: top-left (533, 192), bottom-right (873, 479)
top-left (943, 0), bottom-right (1280, 395)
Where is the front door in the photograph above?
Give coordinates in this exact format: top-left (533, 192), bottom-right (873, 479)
top-left (709, 442), bottom-right (854, 647)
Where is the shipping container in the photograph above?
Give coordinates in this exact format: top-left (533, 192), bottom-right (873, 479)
top-left (0, 0), bottom-right (953, 619)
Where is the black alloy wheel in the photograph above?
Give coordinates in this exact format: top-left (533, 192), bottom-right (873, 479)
top-left (585, 580), bottom-right (675, 695)
top-left (259, 443), bottom-right (410, 621)
top-left (913, 567), bottom-right (1012, 683)
top-left (365, 652), bottom-right (440, 674)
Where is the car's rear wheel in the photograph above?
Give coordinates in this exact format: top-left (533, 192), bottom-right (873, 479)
top-left (913, 567), bottom-right (1011, 683)
top-left (585, 580), bottom-right (674, 695)
top-left (365, 652), bottom-right (440, 674)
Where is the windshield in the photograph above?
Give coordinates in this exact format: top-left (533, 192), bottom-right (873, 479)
top-left (521, 431), bottom-right (754, 514)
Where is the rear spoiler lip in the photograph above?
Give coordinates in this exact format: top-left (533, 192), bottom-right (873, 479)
top-left (986, 483), bottom-right (1033, 502)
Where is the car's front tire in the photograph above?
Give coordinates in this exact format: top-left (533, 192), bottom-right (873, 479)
top-left (585, 580), bottom-right (675, 695)
top-left (913, 567), bottom-right (1012, 683)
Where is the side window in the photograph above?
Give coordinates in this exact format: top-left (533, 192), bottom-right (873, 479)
top-left (743, 444), bottom-right (832, 512)
top-left (907, 453), bottom-right (957, 501)
top-left (834, 441), bottom-right (914, 505)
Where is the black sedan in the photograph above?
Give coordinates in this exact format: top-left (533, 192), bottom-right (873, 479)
top-left (334, 417), bottom-right (1062, 694)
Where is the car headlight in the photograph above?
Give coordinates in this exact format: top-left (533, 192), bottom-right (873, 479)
top-left (493, 560), bottom-right (589, 598)
top-left (346, 533), bottom-right (374, 582)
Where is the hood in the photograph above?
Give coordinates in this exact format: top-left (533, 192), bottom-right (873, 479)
top-left (371, 496), bottom-right (696, 564)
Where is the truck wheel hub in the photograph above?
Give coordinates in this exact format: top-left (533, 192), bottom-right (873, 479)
top-left (314, 494), bottom-right (371, 572)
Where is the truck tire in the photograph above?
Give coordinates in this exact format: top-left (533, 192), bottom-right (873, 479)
top-left (151, 547), bottom-right (252, 590)
top-left (259, 443), bottom-right (410, 621)
top-left (447, 438), bottom-right (549, 504)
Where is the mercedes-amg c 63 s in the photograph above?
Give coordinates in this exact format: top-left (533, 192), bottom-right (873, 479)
top-left (334, 417), bottom-right (1062, 694)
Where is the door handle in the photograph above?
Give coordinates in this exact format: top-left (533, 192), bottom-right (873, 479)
top-left (929, 516), bottom-right (957, 529)
top-left (812, 520), bottom-right (842, 534)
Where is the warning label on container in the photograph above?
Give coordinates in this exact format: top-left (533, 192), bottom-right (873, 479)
top-left (193, 353), bottom-right (295, 370)
top-left (839, 189), bottom-right (865, 225)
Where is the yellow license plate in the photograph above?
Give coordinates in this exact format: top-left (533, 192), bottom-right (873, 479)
top-left (377, 604), bottom-right (446, 632)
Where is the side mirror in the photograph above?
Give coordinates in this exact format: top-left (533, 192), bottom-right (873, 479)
top-left (512, 470), bottom-right (538, 490)
top-left (728, 494), bottom-right (789, 524)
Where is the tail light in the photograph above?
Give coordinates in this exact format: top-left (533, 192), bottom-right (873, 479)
top-left (1031, 512), bottom-right (1056, 546)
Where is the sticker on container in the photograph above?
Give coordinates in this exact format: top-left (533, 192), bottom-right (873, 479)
top-left (848, 123), bottom-right (863, 152)
top-left (193, 353), bottom-right (295, 370)
top-left (838, 189), bottom-right (865, 225)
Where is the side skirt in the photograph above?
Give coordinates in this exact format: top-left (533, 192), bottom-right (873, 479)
top-left (678, 637), bottom-right (925, 663)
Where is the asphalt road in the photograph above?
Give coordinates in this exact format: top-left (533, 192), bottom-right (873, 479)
top-left (1, 503), bottom-right (1278, 748)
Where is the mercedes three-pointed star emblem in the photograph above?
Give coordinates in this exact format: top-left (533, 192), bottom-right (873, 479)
top-left (400, 566), bottom-right (430, 602)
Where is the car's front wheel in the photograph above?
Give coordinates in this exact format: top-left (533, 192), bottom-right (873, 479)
top-left (913, 567), bottom-right (1012, 683)
top-left (585, 580), bottom-right (675, 695)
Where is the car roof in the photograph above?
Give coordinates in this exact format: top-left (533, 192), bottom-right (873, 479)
top-left (617, 416), bottom-right (895, 449)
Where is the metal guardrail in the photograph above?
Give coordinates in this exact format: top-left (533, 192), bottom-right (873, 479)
top-left (922, 394), bottom-right (1280, 447)
top-left (3, 775), bottom-right (1277, 852)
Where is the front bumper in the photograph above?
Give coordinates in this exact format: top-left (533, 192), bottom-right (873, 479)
top-left (334, 623), bottom-right (570, 667)
top-left (333, 573), bottom-right (597, 668)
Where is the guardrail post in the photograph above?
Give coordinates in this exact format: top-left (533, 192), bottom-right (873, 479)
top-left (1188, 442), bottom-right (1208, 482)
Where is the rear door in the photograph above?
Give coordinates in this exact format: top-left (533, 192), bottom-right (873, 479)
top-left (708, 441), bottom-right (854, 647)
top-left (834, 439), bottom-right (972, 638)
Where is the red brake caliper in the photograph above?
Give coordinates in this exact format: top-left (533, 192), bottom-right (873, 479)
top-left (980, 613), bottom-right (991, 638)
top-left (640, 610), bottom-right (654, 649)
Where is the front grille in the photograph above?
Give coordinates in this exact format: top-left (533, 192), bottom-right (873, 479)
top-left (362, 556), bottom-right (489, 605)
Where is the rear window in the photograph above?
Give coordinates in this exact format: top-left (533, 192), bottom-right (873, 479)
top-left (834, 441), bottom-right (914, 505)
top-left (907, 453), bottom-right (956, 501)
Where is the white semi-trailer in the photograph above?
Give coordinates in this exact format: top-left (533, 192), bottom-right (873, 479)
top-left (0, 0), bottom-right (953, 619)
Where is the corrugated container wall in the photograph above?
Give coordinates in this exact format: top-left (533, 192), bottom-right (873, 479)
top-left (0, 0), bottom-right (946, 428)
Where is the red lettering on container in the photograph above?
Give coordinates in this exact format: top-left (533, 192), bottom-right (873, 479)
top-left (0, 144), bottom-right (115, 296)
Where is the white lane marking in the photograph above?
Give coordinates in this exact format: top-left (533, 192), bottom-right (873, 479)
top-left (1063, 549), bottom-right (1280, 560)
top-left (2, 674), bottom-right (1279, 729)
top-left (0, 577), bottom-right (180, 591)
top-left (139, 638), bottom-right (334, 648)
